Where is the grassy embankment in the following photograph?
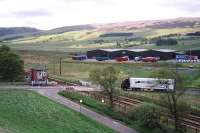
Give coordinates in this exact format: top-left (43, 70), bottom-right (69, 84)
top-left (59, 91), bottom-right (170, 133)
top-left (0, 90), bottom-right (116, 133)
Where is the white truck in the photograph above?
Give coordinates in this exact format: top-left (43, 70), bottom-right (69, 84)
top-left (121, 78), bottom-right (174, 91)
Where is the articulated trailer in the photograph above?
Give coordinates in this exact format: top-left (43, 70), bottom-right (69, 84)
top-left (121, 78), bottom-right (174, 91)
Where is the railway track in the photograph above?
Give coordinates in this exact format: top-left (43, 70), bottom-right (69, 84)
top-left (49, 77), bottom-right (200, 131)
top-left (83, 91), bottom-right (200, 131)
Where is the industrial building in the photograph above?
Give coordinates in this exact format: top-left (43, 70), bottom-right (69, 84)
top-left (87, 49), bottom-right (176, 60)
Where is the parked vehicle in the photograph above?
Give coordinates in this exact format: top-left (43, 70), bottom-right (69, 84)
top-left (134, 56), bottom-right (143, 61)
top-left (79, 80), bottom-right (92, 86)
top-left (115, 56), bottom-right (129, 62)
top-left (142, 57), bottom-right (159, 62)
top-left (176, 55), bottom-right (198, 62)
top-left (121, 78), bottom-right (174, 91)
top-left (72, 55), bottom-right (87, 61)
top-left (96, 57), bottom-right (110, 61)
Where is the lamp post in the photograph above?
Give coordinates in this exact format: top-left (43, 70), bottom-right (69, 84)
top-left (101, 99), bottom-right (105, 104)
top-left (79, 99), bottom-right (83, 112)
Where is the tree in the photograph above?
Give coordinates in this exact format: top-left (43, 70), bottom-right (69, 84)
top-left (0, 45), bottom-right (24, 82)
top-left (156, 39), bottom-right (178, 46)
top-left (89, 66), bottom-right (119, 108)
top-left (152, 69), bottom-right (189, 133)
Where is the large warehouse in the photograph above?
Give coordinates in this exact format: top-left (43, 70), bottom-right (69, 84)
top-left (87, 49), bottom-right (176, 60)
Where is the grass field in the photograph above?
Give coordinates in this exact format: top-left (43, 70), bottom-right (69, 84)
top-left (0, 90), bottom-right (116, 133)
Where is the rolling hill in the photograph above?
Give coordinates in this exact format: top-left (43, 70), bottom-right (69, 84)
top-left (1, 17), bottom-right (200, 51)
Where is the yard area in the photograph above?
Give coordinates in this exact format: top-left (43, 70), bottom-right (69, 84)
top-left (0, 90), bottom-right (116, 133)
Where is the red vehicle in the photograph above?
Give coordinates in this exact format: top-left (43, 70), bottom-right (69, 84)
top-left (142, 57), bottom-right (159, 62)
top-left (189, 55), bottom-right (198, 60)
top-left (115, 56), bottom-right (129, 62)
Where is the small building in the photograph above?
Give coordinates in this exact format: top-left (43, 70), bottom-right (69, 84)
top-left (26, 66), bottom-right (48, 86)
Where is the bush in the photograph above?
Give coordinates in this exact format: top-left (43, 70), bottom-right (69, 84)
top-left (129, 103), bottom-right (161, 128)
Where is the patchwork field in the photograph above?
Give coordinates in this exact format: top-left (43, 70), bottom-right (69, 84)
top-left (0, 90), bottom-right (116, 133)
top-left (1, 24), bottom-right (200, 52)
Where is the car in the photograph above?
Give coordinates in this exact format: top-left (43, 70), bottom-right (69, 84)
top-left (96, 57), bottom-right (110, 61)
top-left (115, 56), bottom-right (129, 62)
top-left (134, 56), bottom-right (143, 61)
top-left (142, 57), bottom-right (159, 62)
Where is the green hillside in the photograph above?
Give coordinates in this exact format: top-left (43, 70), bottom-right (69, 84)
top-left (1, 17), bottom-right (200, 52)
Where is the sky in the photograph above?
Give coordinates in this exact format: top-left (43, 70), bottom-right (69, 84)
top-left (0, 0), bottom-right (200, 30)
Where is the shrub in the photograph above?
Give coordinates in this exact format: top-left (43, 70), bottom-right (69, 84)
top-left (129, 103), bottom-right (161, 128)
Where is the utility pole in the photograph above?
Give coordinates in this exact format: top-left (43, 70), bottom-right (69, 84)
top-left (53, 58), bottom-right (56, 75)
top-left (59, 57), bottom-right (62, 75)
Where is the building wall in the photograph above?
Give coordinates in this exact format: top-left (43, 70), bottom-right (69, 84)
top-left (139, 50), bottom-right (175, 60)
top-left (87, 50), bottom-right (111, 59)
top-left (186, 50), bottom-right (200, 58)
top-left (87, 49), bottom-right (176, 60)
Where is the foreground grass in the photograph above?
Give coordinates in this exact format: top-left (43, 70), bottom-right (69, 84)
top-left (0, 90), bottom-right (116, 133)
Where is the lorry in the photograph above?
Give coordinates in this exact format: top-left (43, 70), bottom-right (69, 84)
top-left (176, 55), bottom-right (198, 62)
top-left (121, 78), bottom-right (174, 91)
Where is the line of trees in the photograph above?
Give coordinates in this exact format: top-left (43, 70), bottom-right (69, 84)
top-left (156, 39), bottom-right (178, 46)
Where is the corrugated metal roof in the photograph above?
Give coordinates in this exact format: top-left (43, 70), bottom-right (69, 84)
top-left (91, 49), bottom-right (176, 53)
top-left (32, 65), bottom-right (47, 70)
top-left (100, 49), bottom-right (126, 52)
top-left (154, 49), bottom-right (176, 52)
top-left (128, 49), bottom-right (148, 52)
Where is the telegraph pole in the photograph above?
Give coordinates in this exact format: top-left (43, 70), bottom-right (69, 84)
top-left (59, 57), bottom-right (62, 75)
top-left (53, 58), bottom-right (56, 75)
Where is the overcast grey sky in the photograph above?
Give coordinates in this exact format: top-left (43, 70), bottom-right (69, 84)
top-left (0, 0), bottom-right (200, 30)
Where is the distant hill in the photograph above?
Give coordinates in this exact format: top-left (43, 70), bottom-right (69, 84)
top-left (0, 27), bottom-right (40, 36)
top-left (0, 25), bottom-right (95, 41)
top-left (94, 17), bottom-right (200, 32)
top-left (46, 24), bottom-right (95, 34)
top-left (0, 27), bottom-right (41, 41)
top-left (1, 17), bottom-right (200, 42)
